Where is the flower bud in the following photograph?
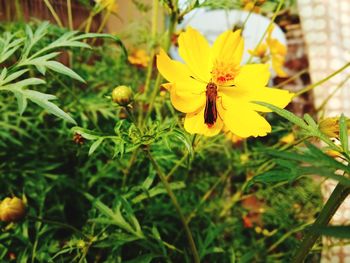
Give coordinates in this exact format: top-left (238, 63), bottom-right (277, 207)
top-left (112, 86), bottom-right (133, 106)
top-left (0, 197), bottom-right (26, 222)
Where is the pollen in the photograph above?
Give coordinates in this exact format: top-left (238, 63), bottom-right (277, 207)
top-left (211, 61), bottom-right (240, 85)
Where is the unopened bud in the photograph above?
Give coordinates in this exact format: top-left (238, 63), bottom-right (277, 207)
top-left (112, 86), bottom-right (133, 106)
top-left (0, 197), bottom-right (26, 222)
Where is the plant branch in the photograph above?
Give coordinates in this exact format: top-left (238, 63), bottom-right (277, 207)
top-left (291, 182), bottom-right (350, 262)
top-left (145, 149), bottom-right (200, 263)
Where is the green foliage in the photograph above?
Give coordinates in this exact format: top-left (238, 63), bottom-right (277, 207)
top-left (0, 2), bottom-right (341, 262)
top-left (0, 21), bottom-right (125, 125)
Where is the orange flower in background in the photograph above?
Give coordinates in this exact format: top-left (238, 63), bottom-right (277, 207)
top-left (128, 49), bottom-right (150, 68)
top-left (157, 27), bottom-right (293, 137)
top-left (249, 25), bottom-right (288, 77)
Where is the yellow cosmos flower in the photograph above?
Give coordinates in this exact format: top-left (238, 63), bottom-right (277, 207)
top-left (319, 117), bottom-right (350, 139)
top-left (249, 25), bottom-right (288, 77)
top-left (156, 27), bottom-right (294, 137)
top-left (128, 49), bottom-right (150, 68)
top-left (266, 26), bottom-right (288, 77)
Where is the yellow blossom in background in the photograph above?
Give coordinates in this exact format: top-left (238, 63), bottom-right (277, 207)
top-left (325, 149), bottom-right (342, 158)
top-left (280, 132), bottom-right (295, 144)
top-left (157, 27), bottom-right (293, 137)
top-left (319, 116), bottom-right (350, 138)
top-left (248, 43), bottom-right (268, 60)
top-left (0, 196), bottom-right (26, 222)
top-left (94, 0), bottom-right (118, 13)
top-left (242, 0), bottom-right (266, 13)
top-left (224, 126), bottom-right (244, 143)
top-left (128, 49), bottom-right (150, 68)
top-left (249, 25), bottom-right (288, 77)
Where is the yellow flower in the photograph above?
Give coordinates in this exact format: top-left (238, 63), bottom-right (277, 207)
top-left (156, 27), bottom-right (293, 137)
top-left (249, 25), bottom-right (288, 77)
top-left (280, 132), bottom-right (295, 144)
top-left (0, 196), bottom-right (26, 222)
top-left (319, 117), bottom-right (350, 138)
top-left (242, 0), bottom-right (266, 13)
top-left (128, 49), bottom-right (150, 68)
top-left (266, 26), bottom-right (288, 77)
top-left (248, 43), bottom-right (268, 59)
top-left (94, 0), bottom-right (118, 13)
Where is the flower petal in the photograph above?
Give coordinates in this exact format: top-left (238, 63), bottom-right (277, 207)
top-left (248, 87), bottom-right (294, 112)
top-left (223, 103), bottom-right (271, 138)
top-left (157, 49), bottom-right (192, 83)
top-left (211, 30), bottom-right (244, 65)
top-left (169, 82), bottom-right (206, 113)
top-left (234, 64), bottom-right (270, 89)
top-left (178, 27), bottom-right (211, 81)
top-left (184, 107), bottom-right (223, 136)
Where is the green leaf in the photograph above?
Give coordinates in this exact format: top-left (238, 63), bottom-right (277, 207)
top-left (253, 102), bottom-right (309, 130)
top-left (43, 61), bottom-right (85, 82)
top-left (172, 129), bottom-right (194, 158)
top-left (132, 181), bottom-right (186, 203)
top-left (84, 193), bottom-right (144, 238)
top-left (71, 127), bottom-right (103, 140)
top-left (303, 114), bottom-right (317, 128)
top-left (89, 138), bottom-right (104, 155)
top-left (311, 226), bottom-right (350, 238)
top-left (72, 33), bottom-right (127, 57)
top-left (13, 91), bottom-right (28, 115)
top-left (23, 89), bottom-right (76, 124)
top-left (339, 114), bottom-right (349, 154)
top-left (2, 69), bottom-right (29, 85)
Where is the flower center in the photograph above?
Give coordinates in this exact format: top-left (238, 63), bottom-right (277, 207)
top-left (211, 61), bottom-right (240, 85)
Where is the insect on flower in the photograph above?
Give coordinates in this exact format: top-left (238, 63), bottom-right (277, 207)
top-left (157, 27), bottom-right (294, 137)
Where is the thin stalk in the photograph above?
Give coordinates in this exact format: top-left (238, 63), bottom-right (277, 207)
top-left (143, 0), bottom-right (159, 96)
top-left (138, 0), bottom-right (159, 125)
top-left (143, 13), bottom-right (178, 126)
top-left (96, 10), bottom-right (111, 33)
top-left (246, 0), bottom-right (284, 64)
top-left (166, 152), bottom-right (189, 180)
top-left (295, 62), bottom-right (350, 97)
top-left (275, 68), bottom-right (309, 88)
top-left (316, 75), bottom-right (350, 112)
top-left (85, 13), bottom-right (94, 33)
top-left (241, 0), bottom-right (257, 30)
top-left (28, 215), bottom-right (87, 238)
top-left (67, 0), bottom-right (73, 30)
top-left (14, 0), bottom-right (23, 21)
top-left (43, 0), bottom-right (63, 27)
top-left (291, 183), bottom-right (350, 263)
top-left (145, 150), bottom-right (200, 263)
top-left (186, 167), bottom-right (232, 223)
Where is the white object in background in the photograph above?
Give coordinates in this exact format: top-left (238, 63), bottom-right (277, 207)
top-left (170, 8), bottom-right (286, 70)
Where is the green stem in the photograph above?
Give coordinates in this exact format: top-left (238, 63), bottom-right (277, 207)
top-left (275, 68), bottom-right (309, 88)
top-left (43, 0), bottom-right (63, 27)
top-left (143, 13), bottom-right (178, 127)
top-left (67, 0), bottom-right (73, 30)
top-left (291, 183), bottom-right (350, 263)
top-left (145, 150), bottom-right (200, 263)
top-left (14, 0), bottom-right (23, 21)
top-left (295, 62), bottom-right (350, 97)
top-left (143, 0), bottom-right (159, 96)
top-left (246, 0), bottom-right (284, 64)
top-left (139, 0), bottom-right (159, 126)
